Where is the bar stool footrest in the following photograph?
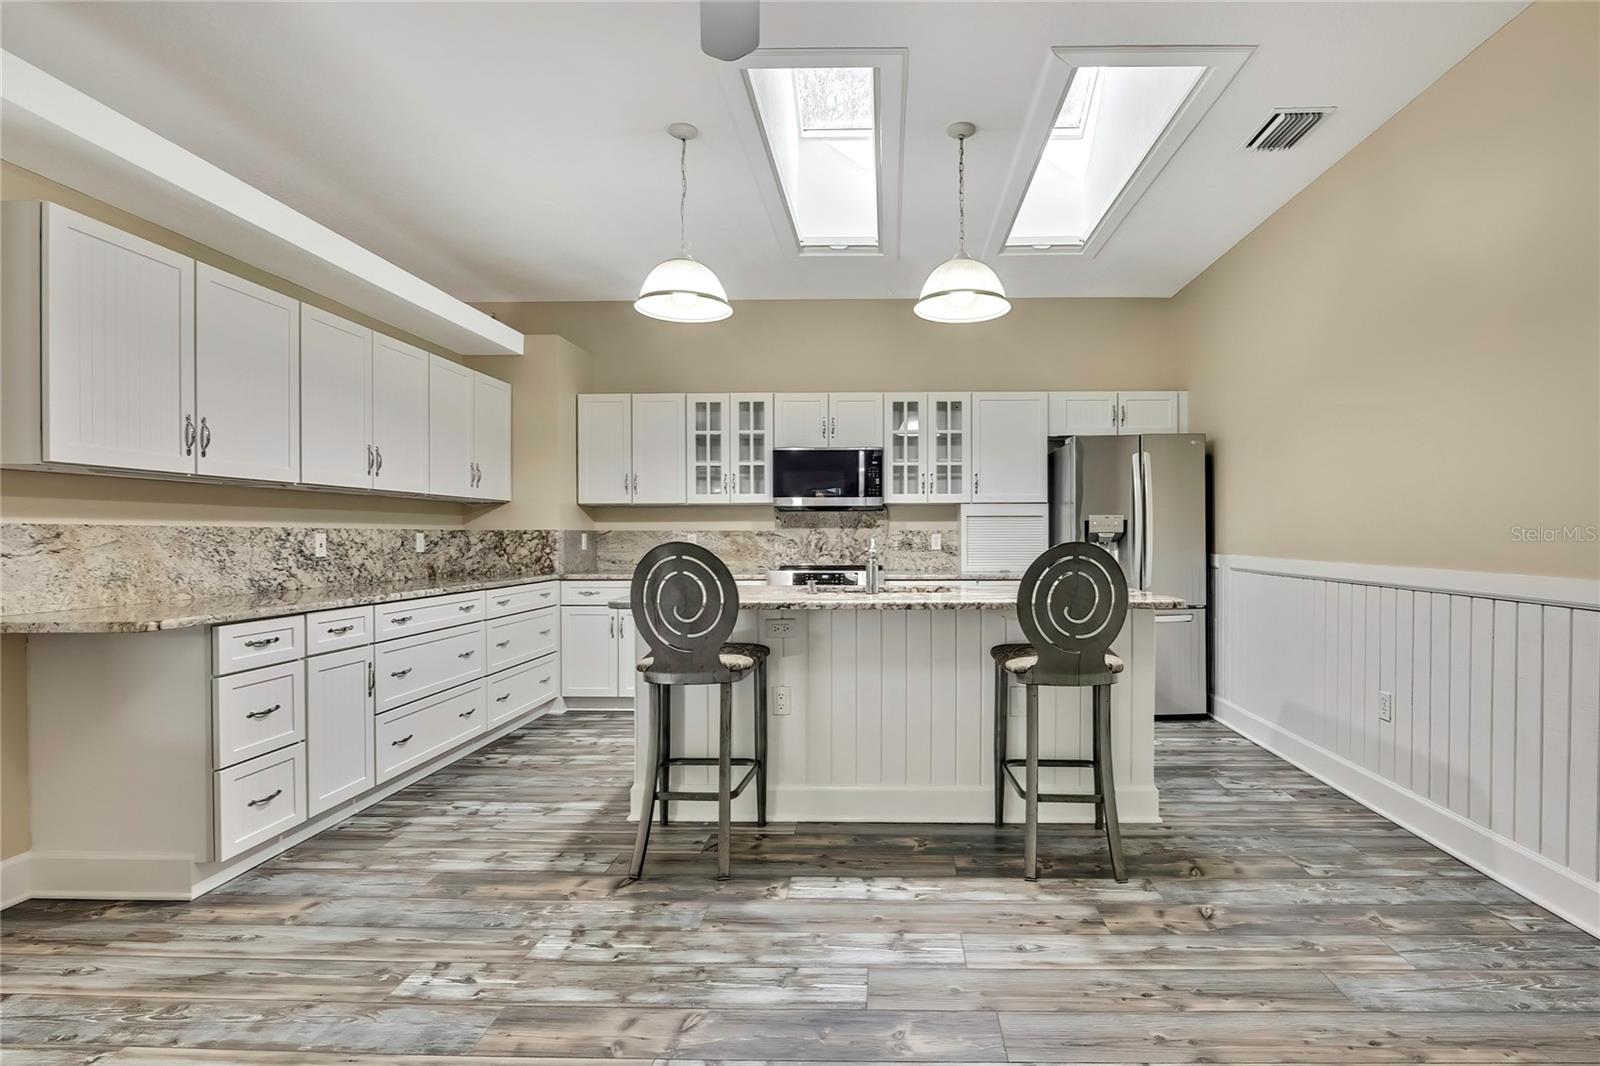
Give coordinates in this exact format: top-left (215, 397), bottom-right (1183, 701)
top-left (1002, 763), bottom-right (1106, 806)
top-left (655, 765), bottom-right (760, 804)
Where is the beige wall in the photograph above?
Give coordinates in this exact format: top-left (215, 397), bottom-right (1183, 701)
top-left (1175, 2), bottom-right (1599, 579)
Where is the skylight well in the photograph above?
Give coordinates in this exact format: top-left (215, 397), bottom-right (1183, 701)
top-left (746, 65), bottom-right (881, 251)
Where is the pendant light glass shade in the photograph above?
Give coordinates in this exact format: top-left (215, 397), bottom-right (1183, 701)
top-left (636, 123), bottom-right (731, 324)
top-left (635, 257), bottom-right (732, 323)
top-left (915, 122), bottom-right (1009, 324)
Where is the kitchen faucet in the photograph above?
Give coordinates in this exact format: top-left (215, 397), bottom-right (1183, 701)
top-left (866, 537), bottom-right (881, 593)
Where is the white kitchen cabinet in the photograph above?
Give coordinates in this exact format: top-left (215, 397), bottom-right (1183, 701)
top-left (885, 392), bottom-right (970, 503)
top-left (371, 334), bottom-right (431, 493)
top-left (471, 372), bottom-right (512, 501)
top-left (561, 605), bottom-right (619, 697)
top-left (729, 393), bottom-right (774, 502)
top-left (304, 646), bottom-right (375, 816)
top-left (773, 393), bottom-right (830, 448)
top-left (686, 394), bottom-right (730, 503)
top-left (1048, 390), bottom-right (1184, 436)
top-left (300, 308), bottom-right (373, 490)
top-left (428, 355), bottom-right (475, 498)
top-left (884, 393), bottom-right (924, 502)
top-left (630, 393), bottom-right (686, 504)
top-left (577, 394), bottom-right (633, 505)
top-left (971, 392), bottom-right (1048, 503)
top-left (2, 201), bottom-right (196, 474)
top-left (687, 393), bottom-right (772, 503)
top-left (194, 265), bottom-right (300, 483)
top-left (616, 611), bottom-right (638, 699)
top-left (1118, 391), bottom-right (1183, 434)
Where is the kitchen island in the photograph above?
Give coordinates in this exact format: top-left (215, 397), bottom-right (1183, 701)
top-left (617, 584), bottom-right (1184, 825)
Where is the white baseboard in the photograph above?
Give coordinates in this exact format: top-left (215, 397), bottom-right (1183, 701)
top-left (1, 851), bottom-right (33, 909)
top-left (1214, 695), bottom-right (1600, 938)
top-left (629, 784), bottom-right (1161, 826)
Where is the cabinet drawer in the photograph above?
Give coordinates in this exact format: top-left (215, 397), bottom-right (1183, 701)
top-left (376, 679), bottom-right (486, 783)
top-left (213, 660), bottom-right (306, 769)
top-left (487, 581), bottom-right (558, 618)
top-left (215, 742), bottom-right (307, 860)
top-left (305, 605), bottom-right (374, 654)
top-left (489, 652), bottom-right (559, 726)
top-left (487, 606), bottom-right (558, 672)
top-left (213, 616), bottom-right (304, 675)
top-left (374, 621), bottom-right (485, 714)
top-left (374, 591), bottom-right (487, 640)
top-left (561, 581), bottom-right (627, 606)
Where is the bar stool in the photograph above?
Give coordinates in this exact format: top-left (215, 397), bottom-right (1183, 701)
top-left (991, 542), bottom-right (1130, 882)
top-left (622, 542), bottom-right (770, 884)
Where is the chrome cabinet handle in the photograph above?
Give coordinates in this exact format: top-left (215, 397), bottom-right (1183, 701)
top-left (458, 603), bottom-right (476, 612)
top-left (821, 415), bottom-right (827, 439)
top-left (199, 417), bottom-right (211, 457)
top-left (973, 473), bottom-right (979, 494)
top-left (367, 661), bottom-right (375, 695)
top-left (538, 629), bottom-right (551, 637)
top-left (374, 445), bottom-right (383, 476)
top-left (577, 590), bottom-right (599, 597)
top-left (1121, 403), bottom-right (1128, 427)
top-left (244, 704), bottom-right (280, 720)
top-left (495, 640), bottom-right (511, 648)
top-left (184, 414), bottom-right (196, 456)
top-left (458, 650), bottom-right (475, 659)
top-left (538, 675), bottom-right (551, 684)
top-left (391, 667), bottom-right (412, 678)
top-left (623, 472), bottom-right (629, 495)
top-left (242, 636), bottom-right (279, 648)
top-left (327, 624), bottom-right (355, 635)
top-left (609, 615), bottom-right (615, 638)
top-left (246, 789), bottom-right (283, 808)
top-left (495, 598), bottom-right (511, 607)
top-left (392, 614), bottom-right (414, 624)
top-left (495, 693), bottom-right (511, 702)
top-left (830, 416), bottom-right (837, 439)
top-left (458, 708), bottom-right (476, 718)
top-left (392, 734), bottom-right (413, 746)
top-left (367, 444), bottom-right (374, 475)
top-left (631, 473), bottom-right (638, 494)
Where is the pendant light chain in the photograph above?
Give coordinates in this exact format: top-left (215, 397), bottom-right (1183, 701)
top-left (679, 135), bottom-right (690, 258)
top-left (956, 132), bottom-right (967, 257)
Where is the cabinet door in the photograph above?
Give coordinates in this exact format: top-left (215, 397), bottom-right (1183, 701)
top-left (561, 606), bottom-right (618, 697)
top-left (41, 204), bottom-right (196, 473)
top-left (686, 394), bottom-right (730, 503)
top-left (371, 334), bottom-right (430, 494)
top-left (195, 265), bottom-right (300, 482)
top-left (730, 393), bottom-right (773, 503)
top-left (616, 610), bottom-right (638, 699)
top-left (884, 393), bottom-right (925, 502)
top-left (427, 355), bottom-right (475, 498)
top-left (773, 393), bottom-right (829, 448)
top-left (927, 392), bottom-right (971, 503)
top-left (471, 372), bottom-right (512, 501)
top-left (577, 395), bottom-right (632, 504)
top-left (300, 307), bottom-right (372, 490)
top-left (1117, 391), bottom-right (1181, 434)
top-left (631, 393), bottom-right (686, 504)
top-left (828, 392), bottom-right (884, 447)
top-left (1048, 392), bottom-right (1119, 436)
top-left (305, 646), bottom-right (375, 816)
top-left (971, 392), bottom-right (1048, 503)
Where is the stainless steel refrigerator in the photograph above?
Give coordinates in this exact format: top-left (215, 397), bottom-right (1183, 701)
top-left (1049, 434), bottom-right (1208, 718)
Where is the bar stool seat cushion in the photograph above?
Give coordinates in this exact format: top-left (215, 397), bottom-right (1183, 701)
top-left (993, 643), bottom-right (1123, 676)
top-left (638, 642), bottom-right (770, 674)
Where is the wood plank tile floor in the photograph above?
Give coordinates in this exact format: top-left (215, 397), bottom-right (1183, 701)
top-left (3, 710), bottom-right (1596, 1064)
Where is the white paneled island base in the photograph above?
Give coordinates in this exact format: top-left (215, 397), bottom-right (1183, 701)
top-left (628, 592), bottom-right (1168, 825)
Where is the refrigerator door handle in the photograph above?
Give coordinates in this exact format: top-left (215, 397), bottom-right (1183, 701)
top-left (1142, 449), bottom-right (1154, 591)
top-left (1129, 449), bottom-right (1145, 590)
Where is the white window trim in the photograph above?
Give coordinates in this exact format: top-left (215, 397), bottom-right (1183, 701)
top-left (719, 48), bottom-right (908, 258)
top-left (988, 45), bottom-right (1253, 260)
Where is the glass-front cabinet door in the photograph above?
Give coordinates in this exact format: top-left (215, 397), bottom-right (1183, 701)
top-left (884, 394), bottom-right (925, 502)
top-left (927, 392), bottom-right (970, 502)
top-left (730, 393), bottom-right (772, 503)
top-left (686, 394), bottom-right (728, 503)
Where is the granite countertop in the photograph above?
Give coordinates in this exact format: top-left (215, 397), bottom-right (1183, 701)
top-left (561, 571), bottom-right (1026, 582)
top-left (0, 574), bottom-right (559, 635)
top-left (609, 587), bottom-right (1186, 612)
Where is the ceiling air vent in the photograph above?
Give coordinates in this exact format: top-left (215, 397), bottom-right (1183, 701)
top-left (1244, 108), bottom-right (1332, 151)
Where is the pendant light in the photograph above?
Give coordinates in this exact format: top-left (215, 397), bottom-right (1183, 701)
top-left (635, 123), bottom-right (731, 323)
top-left (915, 122), bottom-right (1010, 324)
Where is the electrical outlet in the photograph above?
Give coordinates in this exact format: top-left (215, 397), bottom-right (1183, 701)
top-left (774, 685), bottom-right (792, 716)
top-left (1379, 690), bottom-right (1394, 722)
top-left (579, 532), bottom-right (590, 550)
top-left (415, 532), bottom-right (427, 552)
top-left (930, 532), bottom-right (943, 551)
top-left (765, 618), bottom-right (795, 639)
top-left (312, 532), bottom-right (327, 558)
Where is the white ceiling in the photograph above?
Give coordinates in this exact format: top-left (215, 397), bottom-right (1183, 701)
top-left (0, 2), bottom-right (1523, 302)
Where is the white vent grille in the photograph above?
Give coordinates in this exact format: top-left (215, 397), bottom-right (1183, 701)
top-left (960, 504), bottom-right (1048, 575)
top-left (1245, 108), bottom-right (1332, 151)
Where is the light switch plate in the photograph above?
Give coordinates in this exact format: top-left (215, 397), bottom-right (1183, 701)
top-left (930, 532), bottom-right (943, 551)
top-left (312, 532), bottom-right (327, 558)
top-left (415, 533), bottom-right (427, 552)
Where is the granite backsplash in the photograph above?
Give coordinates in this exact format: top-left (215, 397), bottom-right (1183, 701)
top-left (586, 514), bottom-right (959, 576)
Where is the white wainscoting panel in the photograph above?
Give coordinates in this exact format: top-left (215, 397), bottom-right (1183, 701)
top-left (1212, 555), bottom-right (1600, 935)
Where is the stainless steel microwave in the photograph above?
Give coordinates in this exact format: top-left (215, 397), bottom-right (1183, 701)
top-left (772, 448), bottom-right (884, 509)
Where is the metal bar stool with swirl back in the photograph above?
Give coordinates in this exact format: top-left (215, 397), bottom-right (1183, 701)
top-left (622, 543), bottom-right (770, 883)
top-left (992, 542), bottom-right (1131, 882)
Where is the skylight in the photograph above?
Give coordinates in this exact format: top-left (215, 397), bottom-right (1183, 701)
top-left (1007, 64), bottom-right (1203, 250)
top-left (746, 65), bottom-right (880, 250)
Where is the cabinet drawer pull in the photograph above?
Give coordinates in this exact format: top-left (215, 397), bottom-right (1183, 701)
top-left (495, 693), bottom-right (511, 702)
top-left (576, 590), bottom-right (600, 596)
top-left (538, 629), bottom-right (551, 637)
top-left (495, 640), bottom-right (511, 648)
top-left (392, 734), bottom-right (413, 746)
top-left (458, 650), bottom-right (475, 659)
top-left (538, 676), bottom-right (551, 684)
top-left (495, 598), bottom-right (511, 607)
top-left (390, 667), bottom-right (412, 678)
top-left (244, 704), bottom-right (281, 720)
top-left (458, 708), bottom-right (476, 718)
top-left (242, 636), bottom-right (280, 648)
top-left (392, 614), bottom-right (414, 625)
top-left (458, 604), bottom-right (476, 612)
top-left (246, 789), bottom-right (283, 808)
top-left (327, 624), bottom-right (355, 635)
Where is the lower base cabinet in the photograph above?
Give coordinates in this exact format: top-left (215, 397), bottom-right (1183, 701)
top-left (215, 743), bottom-right (308, 860)
top-left (376, 678), bottom-right (488, 783)
top-left (490, 652), bottom-right (560, 725)
top-left (305, 646), bottom-right (376, 816)
top-left (561, 605), bottom-right (619, 697)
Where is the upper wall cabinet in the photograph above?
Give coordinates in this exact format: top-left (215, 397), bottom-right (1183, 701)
top-left (971, 392), bottom-right (1048, 503)
top-left (2, 201), bottom-right (196, 474)
top-left (195, 265), bottom-right (300, 483)
top-left (1048, 391), bottom-right (1184, 436)
top-left (427, 356), bottom-right (511, 503)
top-left (630, 394), bottom-right (687, 505)
top-left (472, 373), bottom-right (512, 502)
top-left (687, 393), bottom-right (772, 504)
top-left (371, 334), bottom-right (432, 494)
top-left (884, 393), bottom-right (970, 504)
top-left (575, 394), bottom-right (687, 507)
top-left (773, 392), bottom-right (884, 448)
